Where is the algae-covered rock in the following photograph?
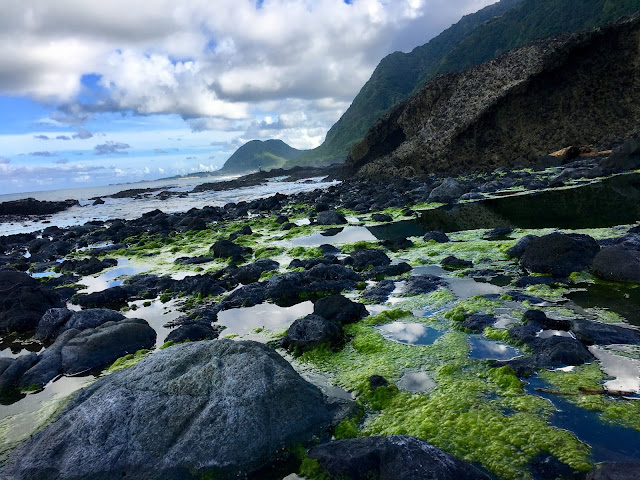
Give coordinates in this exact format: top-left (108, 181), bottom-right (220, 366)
top-left (520, 232), bottom-right (599, 277)
top-left (308, 435), bottom-right (490, 480)
top-left (592, 245), bottom-right (640, 283)
top-left (282, 314), bottom-right (343, 351)
top-left (1, 340), bottom-right (352, 479)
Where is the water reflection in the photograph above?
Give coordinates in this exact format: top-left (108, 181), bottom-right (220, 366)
top-left (468, 336), bottom-right (522, 360)
top-left (78, 258), bottom-right (149, 294)
top-left (290, 226), bottom-right (377, 246)
top-left (397, 371), bottom-right (437, 393)
top-left (377, 322), bottom-right (444, 346)
top-left (590, 346), bottom-right (640, 394)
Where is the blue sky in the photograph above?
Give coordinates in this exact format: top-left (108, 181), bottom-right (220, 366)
top-left (0, 0), bottom-right (495, 194)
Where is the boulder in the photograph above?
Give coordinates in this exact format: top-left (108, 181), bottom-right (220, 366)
top-left (423, 231), bottom-right (450, 243)
top-left (229, 259), bottom-right (279, 285)
top-left (592, 245), bottom-right (640, 283)
top-left (404, 275), bottom-right (443, 295)
top-left (313, 295), bottom-right (368, 325)
top-left (362, 279), bottom-right (396, 303)
top-left (461, 313), bottom-right (496, 333)
top-left (441, 255), bottom-right (473, 269)
top-left (209, 240), bottom-right (252, 262)
top-left (308, 435), bottom-right (490, 480)
top-left (315, 211), bottom-right (348, 225)
top-left (35, 308), bottom-right (126, 343)
top-left (2, 340), bottom-right (352, 479)
top-left (570, 318), bottom-right (640, 346)
top-left (0, 269), bottom-right (63, 333)
top-left (165, 322), bottom-right (219, 344)
top-left (520, 233), bottom-right (599, 277)
top-left (282, 314), bottom-right (343, 351)
top-left (372, 213), bottom-right (393, 222)
top-left (506, 235), bottom-right (538, 259)
top-left (428, 178), bottom-right (468, 203)
top-left (344, 248), bottom-right (391, 270)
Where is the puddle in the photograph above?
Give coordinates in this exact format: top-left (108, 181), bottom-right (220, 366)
top-left (418, 173), bottom-right (640, 232)
top-left (590, 346), bottom-right (640, 394)
top-left (412, 265), bottom-right (503, 299)
top-left (366, 220), bottom-right (426, 241)
top-left (0, 375), bottom-right (93, 458)
top-left (78, 258), bottom-right (149, 294)
top-left (290, 226), bottom-right (376, 246)
top-left (396, 371), bottom-right (437, 393)
top-left (124, 299), bottom-right (182, 349)
top-left (377, 322), bottom-right (444, 346)
top-left (31, 271), bottom-right (61, 279)
top-left (568, 283), bottom-right (640, 326)
top-left (526, 376), bottom-right (640, 463)
top-left (468, 336), bottom-right (522, 360)
top-left (294, 369), bottom-right (353, 401)
top-left (217, 301), bottom-right (313, 341)
top-left (537, 330), bottom-right (575, 339)
top-left (0, 337), bottom-right (42, 359)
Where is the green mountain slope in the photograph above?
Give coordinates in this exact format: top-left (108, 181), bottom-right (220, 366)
top-left (219, 139), bottom-right (304, 174)
top-left (288, 0), bottom-right (640, 167)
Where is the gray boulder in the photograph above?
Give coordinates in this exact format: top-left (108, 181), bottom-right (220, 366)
top-left (2, 340), bottom-right (352, 480)
top-left (315, 210), bottom-right (348, 225)
top-left (308, 435), bottom-right (490, 480)
top-left (520, 233), bottom-right (600, 277)
top-left (593, 245), bottom-right (640, 283)
top-left (282, 314), bottom-right (343, 351)
top-left (428, 178), bottom-right (468, 203)
top-left (506, 234), bottom-right (538, 259)
top-left (314, 294), bottom-right (368, 325)
top-left (35, 308), bottom-right (126, 343)
top-left (570, 318), bottom-right (640, 346)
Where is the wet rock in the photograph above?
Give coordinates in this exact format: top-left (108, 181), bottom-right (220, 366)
top-left (365, 261), bottom-right (412, 279)
top-left (461, 313), bottom-right (496, 333)
top-left (506, 235), bottom-right (538, 259)
top-left (72, 285), bottom-right (130, 309)
top-left (372, 213), bottom-right (393, 222)
top-left (505, 290), bottom-right (545, 304)
top-left (315, 210), bottom-right (347, 225)
top-left (520, 233), bottom-right (599, 277)
top-left (522, 310), bottom-right (570, 331)
top-left (428, 178), bottom-right (468, 203)
top-left (441, 255), bottom-right (473, 270)
top-left (318, 244), bottom-right (340, 255)
top-left (381, 237), bottom-right (414, 251)
top-left (0, 354), bottom-right (39, 395)
top-left (423, 231), bottom-right (450, 243)
top-left (2, 340), bottom-right (353, 479)
top-left (592, 245), bottom-right (640, 283)
top-left (344, 248), bottom-right (391, 270)
top-left (586, 462), bottom-right (640, 480)
top-left (58, 256), bottom-right (118, 276)
top-left (0, 197), bottom-right (78, 216)
top-left (404, 275), bottom-right (443, 295)
top-left (174, 256), bottom-right (216, 265)
top-left (275, 215), bottom-right (289, 224)
top-left (362, 279), bottom-right (396, 303)
top-left (313, 294), bottom-right (368, 325)
top-left (0, 269), bottom-right (63, 334)
top-left (229, 259), bottom-right (279, 285)
top-left (228, 225), bottom-right (252, 241)
top-left (368, 375), bottom-right (390, 390)
top-left (281, 314), bottom-right (343, 351)
top-left (35, 308), bottom-right (125, 343)
top-left (308, 435), bottom-right (490, 480)
top-left (165, 322), bottom-right (219, 344)
top-left (528, 453), bottom-right (581, 480)
top-left (34, 240), bottom-right (75, 262)
top-left (570, 318), bottom-right (640, 346)
top-left (483, 226), bottom-right (513, 240)
top-left (92, 198), bottom-right (105, 206)
top-left (514, 275), bottom-right (555, 288)
top-left (209, 239), bottom-right (252, 262)
top-left (288, 256), bottom-right (339, 270)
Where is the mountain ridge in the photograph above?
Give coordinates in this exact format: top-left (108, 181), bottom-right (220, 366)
top-left (219, 139), bottom-right (304, 174)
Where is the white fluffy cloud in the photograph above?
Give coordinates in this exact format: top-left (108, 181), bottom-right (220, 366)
top-left (0, 0), bottom-right (495, 142)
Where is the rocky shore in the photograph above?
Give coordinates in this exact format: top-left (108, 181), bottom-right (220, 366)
top-left (1, 140), bottom-right (640, 479)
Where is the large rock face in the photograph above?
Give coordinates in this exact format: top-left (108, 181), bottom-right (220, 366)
top-left (2, 340), bottom-right (351, 480)
top-left (346, 15), bottom-right (640, 178)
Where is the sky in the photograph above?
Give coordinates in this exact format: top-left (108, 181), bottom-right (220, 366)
top-left (0, 0), bottom-right (495, 194)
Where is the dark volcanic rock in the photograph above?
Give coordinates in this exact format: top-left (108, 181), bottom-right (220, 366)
top-left (229, 259), bottom-right (279, 285)
top-left (2, 340), bottom-right (352, 479)
top-left (0, 197), bottom-right (78, 216)
top-left (362, 279), bottom-right (396, 303)
top-left (35, 308), bottom-right (125, 343)
top-left (592, 245), bottom-right (640, 283)
top-left (461, 313), bottom-right (496, 333)
top-left (483, 226), bottom-right (513, 240)
top-left (0, 269), bottom-right (63, 333)
top-left (58, 257), bottom-right (117, 276)
top-left (315, 210), bottom-right (347, 225)
top-left (209, 239), bottom-right (252, 262)
top-left (586, 462), bottom-right (640, 480)
top-left (404, 275), bottom-right (443, 295)
top-left (520, 233), bottom-right (599, 277)
top-left (165, 322), bottom-right (219, 343)
top-left (428, 178), bottom-right (468, 203)
top-left (72, 285), bottom-right (130, 309)
top-left (313, 294), bottom-right (368, 325)
top-left (365, 261), bottom-right (412, 279)
top-left (372, 213), bottom-right (393, 222)
top-left (570, 318), bottom-right (640, 346)
top-left (282, 314), bottom-right (343, 351)
top-left (441, 255), bottom-right (473, 269)
top-left (423, 231), bottom-right (450, 243)
top-left (347, 16), bottom-right (640, 178)
top-left (344, 248), bottom-right (391, 270)
top-left (506, 235), bottom-right (538, 259)
top-left (308, 435), bottom-right (489, 480)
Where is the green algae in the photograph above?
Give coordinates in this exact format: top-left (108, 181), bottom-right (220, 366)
top-left (340, 240), bottom-right (380, 253)
top-left (104, 349), bottom-right (150, 373)
top-left (445, 296), bottom-right (503, 322)
top-left (393, 289), bottom-right (456, 310)
top-left (524, 284), bottom-right (568, 300)
top-left (287, 246), bottom-right (324, 259)
top-left (538, 364), bottom-right (640, 433)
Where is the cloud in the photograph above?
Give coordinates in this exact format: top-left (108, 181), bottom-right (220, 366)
top-left (34, 134), bottom-right (50, 140)
top-left (54, 158), bottom-right (70, 164)
top-left (94, 141), bottom-right (131, 155)
top-left (72, 127), bottom-right (93, 139)
top-left (0, 0), bottom-right (495, 130)
top-left (30, 151), bottom-right (54, 157)
top-left (0, 157), bottom-right (10, 164)
top-left (56, 135), bottom-right (71, 140)
top-left (153, 148), bottom-right (167, 153)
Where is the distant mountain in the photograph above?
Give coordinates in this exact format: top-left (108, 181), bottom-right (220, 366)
top-left (288, 0), bottom-right (640, 168)
top-left (346, 15), bottom-right (640, 178)
top-left (219, 139), bottom-right (304, 174)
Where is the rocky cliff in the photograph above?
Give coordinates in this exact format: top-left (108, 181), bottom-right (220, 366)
top-left (346, 14), bottom-right (640, 178)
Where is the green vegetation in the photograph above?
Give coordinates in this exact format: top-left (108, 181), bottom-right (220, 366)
top-left (219, 139), bottom-right (303, 174)
top-left (104, 349), bottom-right (150, 373)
